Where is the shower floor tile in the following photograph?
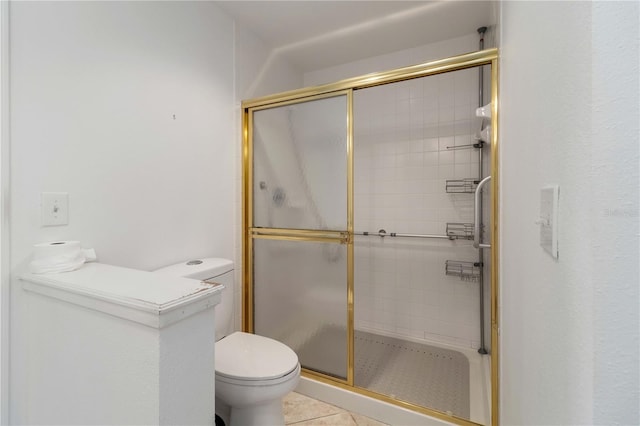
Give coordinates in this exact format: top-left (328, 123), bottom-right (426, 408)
top-left (355, 331), bottom-right (470, 419)
top-left (294, 325), bottom-right (471, 419)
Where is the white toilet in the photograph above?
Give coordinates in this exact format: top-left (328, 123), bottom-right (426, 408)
top-left (154, 258), bottom-right (300, 426)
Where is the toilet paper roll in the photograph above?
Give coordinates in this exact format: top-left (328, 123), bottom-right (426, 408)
top-left (29, 241), bottom-right (92, 274)
top-left (33, 241), bottom-right (81, 260)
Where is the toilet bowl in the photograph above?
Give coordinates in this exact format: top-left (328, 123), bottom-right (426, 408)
top-left (154, 259), bottom-right (300, 426)
top-left (215, 331), bottom-right (300, 425)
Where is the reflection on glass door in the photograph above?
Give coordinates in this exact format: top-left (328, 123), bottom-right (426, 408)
top-left (249, 93), bottom-right (350, 380)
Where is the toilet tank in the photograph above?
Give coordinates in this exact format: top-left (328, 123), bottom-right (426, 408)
top-left (153, 258), bottom-right (234, 339)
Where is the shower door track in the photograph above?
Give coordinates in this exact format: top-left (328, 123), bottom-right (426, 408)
top-left (242, 48), bottom-right (500, 426)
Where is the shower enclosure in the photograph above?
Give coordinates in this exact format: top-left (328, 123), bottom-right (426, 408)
top-left (242, 49), bottom-right (498, 426)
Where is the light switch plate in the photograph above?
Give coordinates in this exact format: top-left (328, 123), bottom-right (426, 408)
top-left (539, 185), bottom-right (559, 258)
top-left (41, 192), bottom-right (68, 226)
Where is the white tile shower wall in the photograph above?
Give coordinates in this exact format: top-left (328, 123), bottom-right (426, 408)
top-left (353, 68), bottom-right (486, 349)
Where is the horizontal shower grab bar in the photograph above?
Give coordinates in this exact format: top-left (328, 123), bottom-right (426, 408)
top-left (354, 230), bottom-right (453, 240)
top-left (474, 176), bottom-right (492, 249)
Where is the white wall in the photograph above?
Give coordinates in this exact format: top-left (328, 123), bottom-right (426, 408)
top-left (304, 32), bottom-right (493, 86)
top-left (234, 24), bottom-right (303, 101)
top-left (9, 2), bottom-right (236, 422)
top-left (0, 1), bottom-right (8, 423)
top-left (500, 1), bottom-right (639, 424)
top-left (10, 1), bottom-right (235, 271)
top-left (590, 4), bottom-right (639, 422)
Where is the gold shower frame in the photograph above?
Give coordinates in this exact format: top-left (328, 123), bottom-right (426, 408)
top-left (241, 48), bottom-right (499, 426)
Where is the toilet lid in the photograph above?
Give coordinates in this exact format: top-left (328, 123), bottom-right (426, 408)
top-left (215, 332), bottom-right (299, 381)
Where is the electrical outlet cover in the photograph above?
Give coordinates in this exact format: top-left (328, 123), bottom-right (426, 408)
top-left (41, 192), bottom-right (69, 226)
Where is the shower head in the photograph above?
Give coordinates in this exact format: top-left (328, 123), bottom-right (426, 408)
top-left (477, 26), bottom-right (487, 35)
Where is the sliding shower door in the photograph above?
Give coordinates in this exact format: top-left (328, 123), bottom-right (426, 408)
top-left (352, 66), bottom-right (493, 424)
top-left (246, 92), bottom-right (352, 381)
top-left (243, 48), bottom-right (499, 426)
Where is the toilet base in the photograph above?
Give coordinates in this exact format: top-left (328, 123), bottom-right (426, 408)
top-left (232, 400), bottom-right (285, 426)
top-left (217, 398), bottom-right (285, 426)
top-left (215, 398), bottom-right (231, 426)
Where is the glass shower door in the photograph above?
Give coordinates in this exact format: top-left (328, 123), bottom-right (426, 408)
top-left (248, 93), bottom-right (351, 380)
top-left (243, 48), bottom-right (499, 426)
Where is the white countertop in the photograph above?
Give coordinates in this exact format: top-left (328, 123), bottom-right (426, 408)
top-left (20, 262), bottom-right (223, 328)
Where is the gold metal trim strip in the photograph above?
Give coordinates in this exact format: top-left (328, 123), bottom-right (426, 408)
top-left (248, 89), bottom-right (351, 113)
top-left (490, 56), bottom-right (500, 426)
top-left (346, 89), bottom-right (355, 386)
top-left (302, 368), bottom-right (349, 386)
top-left (301, 371), bottom-right (481, 426)
top-left (250, 227), bottom-right (347, 240)
top-left (242, 107), bottom-right (253, 333)
top-left (242, 48), bottom-right (497, 109)
top-left (251, 234), bottom-right (346, 244)
top-left (250, 228), bottom-right (348, 244)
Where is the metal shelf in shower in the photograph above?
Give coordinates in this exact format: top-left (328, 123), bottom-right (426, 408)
top-left (445, 260), bottom-right (482, 282)
top-left (445, 178), bottom-right (479, 193)
top-left (446, 223), bottom-right (474, 240)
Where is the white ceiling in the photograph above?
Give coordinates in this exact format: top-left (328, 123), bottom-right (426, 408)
top-left (215, 1), bottom-right (496, 72)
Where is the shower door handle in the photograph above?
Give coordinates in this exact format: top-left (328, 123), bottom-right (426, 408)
top-left (474, 176), bottom-right (492, 249)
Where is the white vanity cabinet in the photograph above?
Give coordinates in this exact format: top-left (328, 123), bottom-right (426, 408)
top-left (19, 262), bottom-right (222, 425)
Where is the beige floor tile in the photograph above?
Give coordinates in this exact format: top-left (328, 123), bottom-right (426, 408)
top-left (350, 412), bottom-right (389, 426)
top-left (288, 412), bottom-right (357, 426)
top-left (284, 392), bottom-right (345, 424)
